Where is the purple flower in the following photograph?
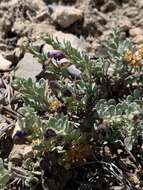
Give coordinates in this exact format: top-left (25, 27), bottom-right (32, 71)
top-left (14, 130), bottom-right (27, 138)
top-left (63, 89), bottom-right (72, 97)
top-left (48, 50), bottom-right (65, 60)
top-left (44, 128), bottom-right (57, 140)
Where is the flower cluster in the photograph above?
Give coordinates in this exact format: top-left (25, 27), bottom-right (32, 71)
top-left (50, 98), bottom-right (62, 111)
top-left (64, 144), bottom-right (91, 165)
top-left (123, 46), bottom-right (143, 68)
top-left (48, 50), bottom-right (65, 60)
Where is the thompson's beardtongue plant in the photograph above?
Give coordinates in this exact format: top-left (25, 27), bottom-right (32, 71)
top-left (1, 28), bottom-right (143, 190)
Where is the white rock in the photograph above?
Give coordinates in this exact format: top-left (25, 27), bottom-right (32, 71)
top-left (15, 53), bottom-right (42, 81)
top-left (0, 54), bottom-right (12, 71)
top-left (42, 44), bottom-right (53, 54)
top-left (67, 65), bottom-right (81, 78)
top-left (50, 5), bottom-right (83, 28)
top-left (58, 58), bottom-right (71, 67)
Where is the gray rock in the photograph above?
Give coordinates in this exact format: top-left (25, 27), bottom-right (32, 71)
top-left (50, 5), bottom-right (83, 28)
top-left (67, 65), bottom-right (81, 78)
top-left (14, 53), bottom-right (42, 81)
top-left (42, 44), bottom-right (53, 55)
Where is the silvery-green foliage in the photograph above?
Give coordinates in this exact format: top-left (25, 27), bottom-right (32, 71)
top-left (104, 28), bottom-right (132, 62)
top-left (95, 93), bottom-right (143, 141)
top-left (13, 78), bottom-right (50, 111)
top-left (0, 159), bottom-right (11, 188)
top-left (45, 114), bottom-right (71, 136)
top-left (104, 28), bottom-right (133, 75)
top-left (17, 107), bottom-right (80, 142)
top-left (17, 106), bottom-right (47, 140)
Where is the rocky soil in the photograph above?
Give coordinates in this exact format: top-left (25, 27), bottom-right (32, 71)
top-left (0, 0), bottom-right (143, 189)
top-left (0, 0), bottom-right (143, 75)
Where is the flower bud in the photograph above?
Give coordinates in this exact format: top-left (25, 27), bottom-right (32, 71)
top-left (44, 128), bottom-right (57, 140)
top-left (48, 50), bottom-right (65, 60)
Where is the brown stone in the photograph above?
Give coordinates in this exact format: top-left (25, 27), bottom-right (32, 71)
top-left (133, 35), bottom-right (143, 44)
top-left (9, 144), bottom-right (34, 165)
top-left (129, 27), bottom-right (142, 37)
